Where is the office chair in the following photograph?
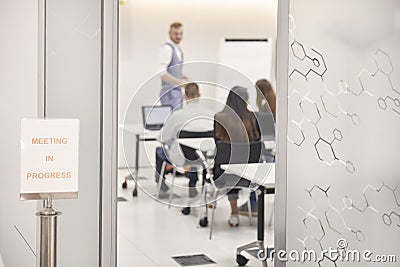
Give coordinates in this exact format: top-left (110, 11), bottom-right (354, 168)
top-left (254, 111), bottom-right (275, 160)
top-left (156, 130), bottom-right (214, 211)
top-left (198, 140), bottom-right (262, 239)
top-left (254, 112), bottom-right (275, 139)
top-left (174, 130), bottom-right (214, 214)
top-left (156, 142), bottom-right (176, 199)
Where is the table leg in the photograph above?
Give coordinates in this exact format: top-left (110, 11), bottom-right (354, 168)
top-left (258, 186), bottom-right (265, 242)
top-left (123, 133), bottom-right (140, 196)
top-left (236, 186), bottom-right (268, 267)
top-left (132, 134), bottom-right (139, 196)
top-left (135, 134), bottom-right (140, 177)
top-left (122, 134), bottom-right (158, 196)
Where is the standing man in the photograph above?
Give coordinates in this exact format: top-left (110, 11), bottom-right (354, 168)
top-left (159, 21), bottom-right (189, 110)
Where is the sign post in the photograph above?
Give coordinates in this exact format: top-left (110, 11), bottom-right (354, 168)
top-left (36, 197), bottom-right (61, 267)
top-left (20, 118), bottom-right (79, 267)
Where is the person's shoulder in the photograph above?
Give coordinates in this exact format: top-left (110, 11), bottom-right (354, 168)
top-left (167, 108), bottom-right (185, 120)
top-left (161, 42), bottom-right (173, 51)
top-left (249, 111), bottom-right (257, 118)
top-left (249, 111), bottom-right (259, 122)
top-left (179, 104), bottom-right (203, 116)
top-left (190, 102), bottom-right (214, 111)
top-left (163, 40), bottom-right (175, 47)
top-left (214, 111), bottom-right (227, 121)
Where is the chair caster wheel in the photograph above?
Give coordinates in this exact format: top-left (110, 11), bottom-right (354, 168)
top-left (181, 207), bottom-right (191, 215)
top-left (132, 188), bottom-right (138, 197)
top-left (122, 181), bottom-right (127, 189)
top-left (199, 217), bottom-right (208, 227)
top-left (236, 254), bottom-right (249, 266)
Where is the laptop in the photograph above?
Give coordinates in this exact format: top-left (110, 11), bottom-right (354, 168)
top-left (255, 112), bottom-right (275, 141)
top-left (141, 105), bottom-right (172, 131)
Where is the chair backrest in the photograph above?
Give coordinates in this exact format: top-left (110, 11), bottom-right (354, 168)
top-left (214, 140), bottom-right (262, 165)
top-left (178, 130), bottom-right (214, 139)
top-left (255, 111), bottom-right (275, 140)
top-left (178, 130), bottom-right (214, 162)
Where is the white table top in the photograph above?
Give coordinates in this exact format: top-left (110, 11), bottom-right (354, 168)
top-left (221, 162), bottom-right (275, 188)
top-left (119, 123), bottom-right (160, 139)
top-left (178, 138), bottom-right (275, 154)
top-left (178, 138), bottom-right (276, 187)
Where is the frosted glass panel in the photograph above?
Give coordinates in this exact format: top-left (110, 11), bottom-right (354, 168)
top-left (45, 0), bottom-right (101, 266)
top-left (287, 1), bottom-right (400, 266)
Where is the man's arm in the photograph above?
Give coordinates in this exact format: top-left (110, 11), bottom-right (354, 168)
top-left (161, 72), bottom-right (189, 87)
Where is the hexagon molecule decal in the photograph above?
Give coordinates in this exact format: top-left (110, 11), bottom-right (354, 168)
top-left (374, 49), bottom-right (394, 75)
top-left (318, 256), bottom-right (337, 267)
top-left (345, 161), bottom-right (356, 173)
top-left (291, 41), bottom-right (307, 60)
top-left (321, 92), bottom-right (342, 118)
top-left (332, 129), bottom-right (343, 141)
top-left (288, 120), bottom-right (305, 146)
top-left (303, 215), bottom-right (325, 241)
top-left (288, 16), bottom-right (358, 172)
top-left (290, 70), bottom-right (311, 97)
top-left (303, 237), bottom-right (324, 258)
top-left (324, 208), bottom-right (346, 234)
top-left (314, 138), bottom-right (336, 165)
top-left (300, 98), bottom-right (322, 124)
top-left (288, 91), bottom-right (305, 124)
top-left (394, 186), bottom-right (400, 207)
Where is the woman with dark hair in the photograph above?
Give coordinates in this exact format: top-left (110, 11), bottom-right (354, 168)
top-left (236, 79), bottom-right (276, 217)
top-left (213, 86), bottom-right (261, 227)
top-left (256, 79), bottom-right (276, 120)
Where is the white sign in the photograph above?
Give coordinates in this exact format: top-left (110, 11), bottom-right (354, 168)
top-left (20, 118), bottom-right (79, 200)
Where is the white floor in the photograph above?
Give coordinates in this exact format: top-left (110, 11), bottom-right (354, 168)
top-left (117, 167), bottom-right (275, 267)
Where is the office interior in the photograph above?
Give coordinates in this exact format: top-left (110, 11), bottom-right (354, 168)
top-left (118, 1), bottom-right (277, 266)
top-left (1, 0), bottom-right (400, 267)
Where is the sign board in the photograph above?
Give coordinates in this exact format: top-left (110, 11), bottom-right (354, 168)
top-left (20, 118), bottom-right (79, 200)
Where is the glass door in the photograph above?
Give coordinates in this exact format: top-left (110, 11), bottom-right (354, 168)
top-left (277, 0), bottom-right (400, 266)
top-left (44, 0), bottom-right (103, 265)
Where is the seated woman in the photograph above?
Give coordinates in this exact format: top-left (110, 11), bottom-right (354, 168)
top-left (256, 78), bottom-right (276, 120)
top-left (236, 79), bottom-right (277, 216)
top-left (213, 86), bottom-right (261, 227)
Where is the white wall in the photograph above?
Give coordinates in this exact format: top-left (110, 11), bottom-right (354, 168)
top-left (118, 0), bottom-right (278, 167)
top-left (0, 0), bottom-right (38, 266)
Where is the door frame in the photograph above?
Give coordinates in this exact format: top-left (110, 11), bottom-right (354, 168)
top-left (275, 0), bottom-right (289, 267)
top-left (38, 0), bottom-right (119, 266)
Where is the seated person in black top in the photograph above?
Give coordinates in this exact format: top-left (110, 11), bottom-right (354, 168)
top-left (213, 86), bottom-right (261, 227)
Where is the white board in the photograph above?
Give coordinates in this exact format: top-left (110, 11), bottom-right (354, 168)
top-left (217, 38), bottom-right (273, 110)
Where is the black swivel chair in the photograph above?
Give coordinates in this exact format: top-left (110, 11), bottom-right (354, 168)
top-left (176, 130), bottom-right (214, 214)
top-left (255, 111), bottom-right (276, 162)
top-left (254, 112), bottom-right (275, 141)
top-left (178, 130), bottom-right (214, 164)
top-left (157, 130), bottom-right (214, 210)
top-left (204, 140), bottom-right (262, 239)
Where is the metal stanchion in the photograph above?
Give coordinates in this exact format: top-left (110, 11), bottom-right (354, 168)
top-left (36, 197), bottom-right (61, 267)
